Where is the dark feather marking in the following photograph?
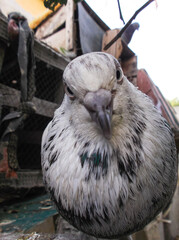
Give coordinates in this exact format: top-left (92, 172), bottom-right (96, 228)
top-left (130, 187), bottom-right (135, 197)
top-left (126, 142), bottom-right (132, 151)
top-left (45, 166), bottom-right (49, 171)
top-left (84, 141), bottom-right (90, 148)
top-left (50, 145), bottom-right (55, 151)
top-left (103, 206), bottom-right (110, 222)
top-left (118, 197), bottom-right (123, 207)
top-left (117, 148), bottom-right (141, 182)
top-left (49, 134), bottom-right (55, 142)
top-left (132, 134), bottom-right (142, 149)
top-left (152, 197), bottom-right (159, 207)
top-left (77, 134), bottom-right (82, 140)
top-left (45, 143), bottom-right (51, 151)
top-left (59, 128), bottom-right (65, 138)
top-left (49, 151), bottom-right (58, 166)
top-left (80, 152), bottom-right (87, 168)
top-left (134, 125), bottom-right (143, 135)
top-left (74, 141), bottom-right (77, 148)
top-left (48, 187), bottom-right (110, 232)
top-left (51, 122), bottom-right (56, 127)
top-left (80, 150), bottom-right (108, 180)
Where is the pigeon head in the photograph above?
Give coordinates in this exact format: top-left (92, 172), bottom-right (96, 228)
top-left (63, 52), bottom-right (124, 140)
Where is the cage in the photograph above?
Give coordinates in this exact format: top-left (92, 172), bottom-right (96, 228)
top-left (0, 12), bottom-right (69, 195)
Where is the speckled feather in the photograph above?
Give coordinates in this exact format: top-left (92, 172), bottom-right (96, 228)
top-left (41, 52), bottom-right (178, 238)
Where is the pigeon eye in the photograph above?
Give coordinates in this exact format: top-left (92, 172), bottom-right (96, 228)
top-left (116, 69), bottom-right (123, 84)
top-left (64, 84), bottom-right (76, 100)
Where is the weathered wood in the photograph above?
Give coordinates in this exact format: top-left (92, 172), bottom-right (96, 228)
top-left (35, 5), bottom-right (66, 40)
top-left (0, 13), bottom-right (70, 70)
top-left (133, 214), bottom-right (165, 240)
top-left (0, 170), bottom-right (43, 188)
top-left (0, 233), bottom-right (87, 240)
top-left (34, 39), bottom-right (70, 70)
top-left (65, 0), bottom-right (75, 51)
top-left (0, 83), bottom-right (58, 118)
top-left (163, 184), bottom-right (179, 240)
top-left (102, 29), bottom-right (135, 61)
top-left (28, 215), bottom-right (56, 234)
top-left (42, 28), bottom-right (66, 52)
top-left (102, 29), bottom-right (123, 59)
top-left (121, 56), bottom-right (138, 85)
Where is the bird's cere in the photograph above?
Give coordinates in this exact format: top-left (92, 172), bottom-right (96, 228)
top-left (41, 52), bottom-right (178, 239)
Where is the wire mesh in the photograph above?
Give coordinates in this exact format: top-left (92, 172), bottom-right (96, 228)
top-left (0, 46), bottom-right (64, 170)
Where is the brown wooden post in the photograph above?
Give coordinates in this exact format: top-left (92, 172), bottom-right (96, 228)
top-left (102, 29), bottom-right (123, 59)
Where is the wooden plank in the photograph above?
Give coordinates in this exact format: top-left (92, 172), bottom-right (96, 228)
top-left (27, 215), bottom-right (56, 234)
top-left (35, 5), bottom-right (66, 39)
top-left (102, 29), bottom-right (123, 59)
top-left (65, 0), bottom-right (75, 51)
top-left (121, 56), bottom-right (138, 85)
top-left (0, 83), bottom-right (58, 118)
top-left (0, 13), bottom-right (70, 70)
top-left (0, 171), bottom-right (43, 188)
top-left (42, 28), bottom-right (66, 52)
top-left (163, 184), bottom-right (179, 239)
top-left (34, 39), bottom-right (69, 70)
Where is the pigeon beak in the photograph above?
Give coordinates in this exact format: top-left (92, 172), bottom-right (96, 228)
top-left (84, 89), bottom-right (113, 140)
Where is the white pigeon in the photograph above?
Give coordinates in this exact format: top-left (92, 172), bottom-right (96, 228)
top-left (41, 52), bottom-right (178, 239)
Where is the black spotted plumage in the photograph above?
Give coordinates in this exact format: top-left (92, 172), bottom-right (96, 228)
top-left (41, 52), bottom-right (178, 239)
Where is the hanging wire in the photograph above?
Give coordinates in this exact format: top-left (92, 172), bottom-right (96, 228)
top-left (117, 0), bottom-right (125, 24)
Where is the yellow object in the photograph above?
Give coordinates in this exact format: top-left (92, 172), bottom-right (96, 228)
top-left (15, 0), bottom-right (60, 29)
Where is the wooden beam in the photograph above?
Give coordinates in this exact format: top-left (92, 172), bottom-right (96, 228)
top-left (34, 39), bottom-right (69, 70)
top-left (42, 28), bottom-right (66, 52)
top-left (0, 13), bottom-right (70, 71)
top-left (35, 5), bottom-right (66, 40)
top-left (0, 83), bottom-right (58, 118)
top-left (65, 0), bottom-right (75, 51)
top-left (102, 29), bottom-right (123, 59)
top-left (121, 56), bottom-right (138, 86)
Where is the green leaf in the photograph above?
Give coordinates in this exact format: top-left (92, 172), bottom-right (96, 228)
top-left (169, 98), bottom-right (179, 107)
top-left (44, 0), bottom-right (82, 10)
top-left (44, 0), bottom-right (67, 11)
